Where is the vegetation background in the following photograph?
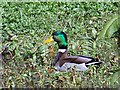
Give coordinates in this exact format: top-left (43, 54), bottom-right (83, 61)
top-left (1, 2), bottom-right (119, 88)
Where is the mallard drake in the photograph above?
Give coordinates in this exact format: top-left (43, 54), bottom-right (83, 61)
top-left (44, 31), bottom-right (103, 71)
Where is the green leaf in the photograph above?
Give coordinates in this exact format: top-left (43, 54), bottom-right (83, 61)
top-left (33, 54), bottom-right (36, 61)
top-left (92, 29), bottom-right (97, 38)
top-left (93, 41), bottom-right (96, 49)
top-left (107, 69), bottom-right (120, 87)
top-left (97, 15), bottom-right (118, 40)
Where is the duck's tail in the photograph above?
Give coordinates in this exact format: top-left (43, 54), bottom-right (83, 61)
top-left (85, 61), bottom-right (103, 66)
top-left (85, 61), bottom-right (104, 67)
top-left (80, 55), bottom-right (104, 67)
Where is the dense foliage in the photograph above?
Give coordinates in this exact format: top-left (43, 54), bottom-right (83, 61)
top-left (1, 2), bottom-right (119, 88)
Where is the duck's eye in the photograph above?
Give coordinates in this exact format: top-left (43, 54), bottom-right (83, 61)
top-left (53, 36), bottom-right (59, 41)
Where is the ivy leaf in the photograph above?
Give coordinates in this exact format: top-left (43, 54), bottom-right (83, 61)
top-left (107, 69), bottom-right (120, 87)
top-left (97, 15), bottom-right (118, 40)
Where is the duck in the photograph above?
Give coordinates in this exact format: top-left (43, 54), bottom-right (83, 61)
top-left (44, 31), bottom-right (103, 71)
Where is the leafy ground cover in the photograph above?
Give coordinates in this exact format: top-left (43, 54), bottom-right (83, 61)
top-left (1, 2), bottom-right (119, 88)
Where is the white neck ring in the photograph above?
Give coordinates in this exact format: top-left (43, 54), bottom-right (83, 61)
top-left (58, 49), bottom-right (66, 53)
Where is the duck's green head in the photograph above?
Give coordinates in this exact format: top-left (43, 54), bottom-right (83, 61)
top-left (44, 31), bottom-right (68, 49)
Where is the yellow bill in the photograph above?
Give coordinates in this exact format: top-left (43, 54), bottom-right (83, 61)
top-left (44, 36), bottom-right (54, 44)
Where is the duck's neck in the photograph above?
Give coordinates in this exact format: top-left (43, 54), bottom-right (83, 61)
top-left (58, 43), bottom-right (68, 49)
top-left (57, 41), bottom-right (68, 53)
